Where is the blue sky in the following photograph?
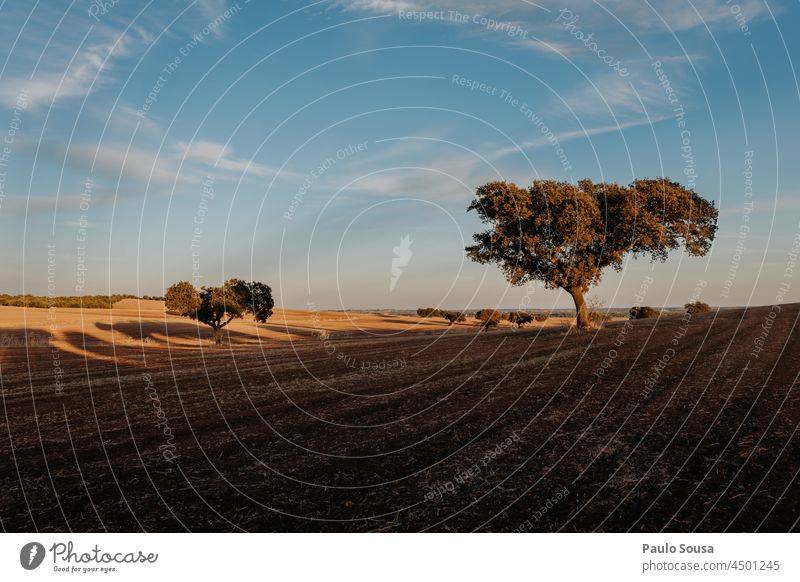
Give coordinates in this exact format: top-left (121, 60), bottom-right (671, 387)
top-left (0, 0), bottom-right (798, 310)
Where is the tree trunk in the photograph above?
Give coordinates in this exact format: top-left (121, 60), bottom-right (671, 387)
top-left (212, 326), bottom-right (222, 345)
top-left (566, 287), bottom-right (591, 329)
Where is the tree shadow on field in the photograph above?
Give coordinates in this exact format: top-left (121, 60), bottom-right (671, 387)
top-left (257, 322), bottom-right (327, 339)
top-left (0, 323), bottom-right (240, 532)
top-left (376, 317), bottom-right (454, 329)
top-left (95, 320), bottom-right (264, 346)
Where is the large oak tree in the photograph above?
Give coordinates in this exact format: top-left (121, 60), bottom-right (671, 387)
top-left (466, 179), bottom-right (717, 329)
top-left (165, 279), bottom-right (274, 345)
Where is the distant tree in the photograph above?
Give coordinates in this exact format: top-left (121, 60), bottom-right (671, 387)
top-left (165, 279), bottom-right (274, 345)
top-left (440, 310), bottom-right (466, 325)
top-left (475, 309), bottom-right (503, 329)
top-left (466, 179), bottom-right (718, 329)
top-left (417, 307), bottom-right (441, 318)
top-left (505, 311), bottom-right (534, 328)
top-left (685, 301), bottom-right (712, 314)
top-left (630, 306), bottom-right (659, 320)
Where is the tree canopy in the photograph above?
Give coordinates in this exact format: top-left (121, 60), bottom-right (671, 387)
top-left (165, 279), bottom-right (274, 344)
top-left (467, 179), bottom-right (717, 328)
top-left (475, 309), bottom-right (502, 329)
top-left (417, 307), bottom-right (441, 318)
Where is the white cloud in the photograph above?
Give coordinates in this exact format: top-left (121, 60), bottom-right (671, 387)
top-left (605, 0), bottom-right (769, 32)
top-left (338, 0), bottom-right (772, 32)
top-left (520, 38), bottom-right (584, 57)
top-left (341, 147), bottom-right (484, 202)
top-left (27, 136), bottom-right (294, 186)
top-left (0, 28), bottom-right (139, 110)
top-left (177, 139), bottom-right (232, 164)
top-left (35, 140), bottom-right (193, 185)
top-left (489, 116), bottom-right (668, 160)
top-left (556, 71), bottom-right (667, 119)
top-left (344, 168), bottom-right (474, 202)
top-left (337, 0), bottom-right (419, 12)
top-left (176, 139), bottom-right (291, 179)
top-left (194, 0), bottom-right (237, 37)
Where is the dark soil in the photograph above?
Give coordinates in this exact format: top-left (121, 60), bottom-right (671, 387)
top-left (1, 304), bottom-right (798, 532)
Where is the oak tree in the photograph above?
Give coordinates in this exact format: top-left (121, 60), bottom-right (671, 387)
top-left (475, 309), bottom-right (503, 329)
top-left (466, 179), bottom-right (717, 328)
top-left (685, 301), bottom-right (712, 314)
top-left (440, 310), bottom-right (466, 325)
top-left (165, 279), bottom-right (274, 345)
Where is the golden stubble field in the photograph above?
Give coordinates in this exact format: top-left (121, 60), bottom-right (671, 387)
top-left (0, 300), bottom-right (798, 532)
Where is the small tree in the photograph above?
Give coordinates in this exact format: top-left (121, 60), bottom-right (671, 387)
top-left (475, 309), bottom-right (502, 329)
top-left (440, 310), bottom-right (466, 325)
top-left (685, 301), bottom-right (712, 314)
top-left (466, 179), bottom-right (717, 328)
top-left (505, 311), bottom-right (534, 328)
top-left (534, 313), bottom-right (548, 323)
top-left (417, 307), bottom-right (441, 318)
top-left (630, 306), bottom-right (659, 320)
top-left (165, 279), bottom-right (274, 345)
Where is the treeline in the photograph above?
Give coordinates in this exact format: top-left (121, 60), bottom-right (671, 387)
top-left (0, 294), bottom-right (165, 309)
top-left (417, 307), bottom-right (548, 328)
top-left (420, 302), bottom-right (713, 329)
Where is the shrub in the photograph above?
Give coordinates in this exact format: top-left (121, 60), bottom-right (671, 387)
top-left (440, 310), bottom-right (466, 325)
top-left (505, 311), bottom-right (534, 328)
top-left (475, 309), bottom-right (503, 329)
top-left (685, 301), bottom-right (712, 314)
top-left (589, 311), bottom-right (605, 324)
top-left (629, 306), bottom-right (659, 319)
top-left (587, 296), bottom-right (607, 326)
top-left (534, 313), bottom-right (548, 322)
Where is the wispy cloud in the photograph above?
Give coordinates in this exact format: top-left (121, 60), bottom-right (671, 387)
top-left (0, 26), bottom-right (142, 110)
top-left (489, 116), bottom-right (669, 160)
top-left (555, 70), bottom-right (669, 119)
top-left (176, 139), bottom-right (297, 179)
top-left (26, 135), bottom-right (292, 188)
top-left (341, 145), bottom-right (484, 202)
top-left (343, 168), bottom-right (473, 202)
top-left (193, 0), bottom-right (239, 37)
top-left (605, 0), bottom-right (770, 32)
top-left (337, 0), bottom-right (772, 32)
top-left (336, 0), bottom-right (419, 12)
top-left (34, 139), bottom-right (192, 185)
top-left (520, 38), bottom-right (584, 58)
top-left (0, 0), bottom-right (240, 112)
